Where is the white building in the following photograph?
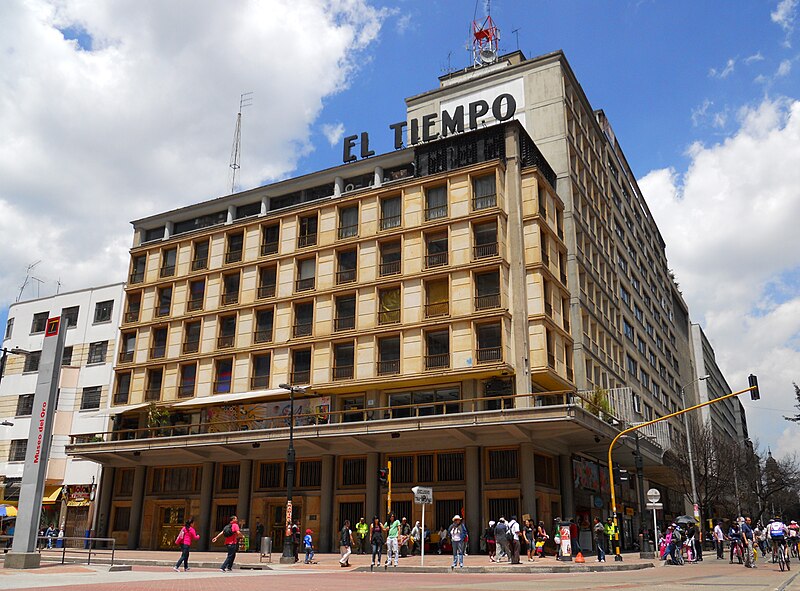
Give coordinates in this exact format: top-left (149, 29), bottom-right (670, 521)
top-left (0, 283), bottom-right (124, 537)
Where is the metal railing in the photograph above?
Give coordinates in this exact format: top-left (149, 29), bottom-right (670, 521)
top-left (258, 284), bottom-right (277, 299)
top-left (338, 225), bottom-right (358, 239)
top-left (475, 293), bottom-right (501, 310)
top-left (191, 258), bottom-right (208, 271)
top-left (473, 242), bottom-right (498, 259)
top-left (425, 251), bottom-right (448, 268)
top-left (0, 536), bottom-right (119, 566)
top-left (336, 269), bottom-right (357, 284)
top-left (261, 241), bottom-right (279, 256)
top-left (473, 194), bottom-right (497, 210)
top-left (379, 260), bottom-right (401, 276)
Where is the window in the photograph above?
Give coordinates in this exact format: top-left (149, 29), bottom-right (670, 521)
top-left (218, 315), bottom-right (236, 348)
top-left (341, 457), bottom-right (366, 486)
top-left (226, 232), bottom-right (244, 263)
top-left (640, 370), bottom-right (650, 389)
top-left (220, 464), bottom-right (240, 491)
top-left (338, 205), bottom-right (359, 239)
top-left (488, 449), bottom-right (519, 479)
top-left (179, 363), bottom-right (197, 398)
top-left (15, 394), bottom-right (34, 416)
top-left (148, 327), bottom-right (167, 359)
top-left (156, 286), bottom-right (172, 317)
top-left (425, 231), bottom-right (448, 268)
top-left (160, 247), bottom-right (177, 277)
top-left (183, 321), bottom-right (201, 354)
top-left (114, 372), bottom-right (131, 405)
top-left (424, 185), bottom-right (447, 220)
top-left (387, 455), bottom-right (413, 483)
top-left (125, 292), bottom-right (141, 323)
top-left (87, 341), bottom-right (108, 364)
top-left (473, 175), bottom-right (496, 209)
top-left (254, 308), bottom-right (274, 343)
top-left (94, 300), bottom-right (114, 323)
top-left (4, 317), bottom-right (13, 339)
top-left (187, 279), bottom-right (205, 311)
top-left (623, 319), bottom-right (634, 341)
top-left (389, 387), bottom-right (460, 418)
top-left (378, 287), bottom-right (400, 325)
top-left (380, 195), bottom-right (401, 229)
top-left (634, 304), bottom-right (643, 323)
top-left (620, 287), bottom-right (631, 307)
top-left (336, 249), bottom-right (357, 284)
top-left (61, 346), bottom-right (73, 366)
top-left (258, 265), bottom-right (277, 298)
top-left (31, 312), bottom-right (49, 333)
top-left (342, 395), bottom-right (365, 423)
top-left (9, 439), bottom-right (27, 462)
top-left (626, 355), bottom-right (637, 377)
top-left (333, 342), bottom-right (355, 380)
top-left (297, 214), bottom-right (318, 248)
top-left (378, 336), bottom-right (400, 375)
top-left (259, 462), bottom-right (282, 488)
top-left (425, 329), bottom-right (450, 369)
top-left (291, 349), bottom-right (311, 384)
top-left (379, 240), bottom-right (401, 276)
top-left (261, 224), bottom-right (280, 256)
top-left (113, 507), bottom-right (131, 532)
top-left (81, 386), bottom-right (102, 410)
top-left (130, 254), bottom-right (146, 284)
top-left (424, 279), bottom-right (449, 318)
top-left (222, 272), bottom-right (240, 305)
top-left (476, 322), bottom-right (502, 363)
top-left (252, 353), bottom-right (271, 389)
top-left (334, 294), bottom-right (356, 332)
top-left (214, 358), bottom-right (233, 393)
top-left (293, 302), bottom-right (314, 338)
top-left (296, 258), bottom-right (315, 292)
top-left (23, 351), bottom-right (41, 373)
top-left (437, 451), bottom-right (464, 481)
top-left (235, 201), bottom-right (261, 219)
top-left (192, 239), bottom-right (209, 271)
top-left (145, 368), bottom-right (163, 401)
top-left (473, 220), bottom-right (498, 258)
top-left (475, 269), bottom-right (501, 310)
top-left (61, 306), bottom-right (79, 328)
top-left (143, 226), bottom-right (165, 242)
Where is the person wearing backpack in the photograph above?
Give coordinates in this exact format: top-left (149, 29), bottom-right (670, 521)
top-left (494, 517), bottom-right (509, 562)
top-left (303, 528), bottom-right (316, 564)
top-left (339, 519), bottom-right (354, 567)
top-left (213, 515), bottom-right (244, 572)
top-left (484, 520), bottom-right (497, 562)
top-left (508, 515), bottom-right (521, 564)
top-left (173, 517), bottom-right (200, 572)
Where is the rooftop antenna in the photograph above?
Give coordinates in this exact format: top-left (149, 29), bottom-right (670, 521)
top-left (512, 28), bottom-right (520, 51)
top-left (441, 50), bottom-right (456, 76)
top-left (471, 0), bottom-right (499, 67)
top-left (16, 260), bottom-right (41, 302)
top-left (229, 92), bottom-right (253, 195)
top-left (56, 278), bottom-right (62, 295)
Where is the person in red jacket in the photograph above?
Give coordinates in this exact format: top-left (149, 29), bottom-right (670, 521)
top-left (173, 517), bottom-right (200, 572)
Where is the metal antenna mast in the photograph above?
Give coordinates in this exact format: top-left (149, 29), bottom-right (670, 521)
top-left (229, 92), bottom-right (253, 194)
top-left (16, 260), bottom-right (41, 302)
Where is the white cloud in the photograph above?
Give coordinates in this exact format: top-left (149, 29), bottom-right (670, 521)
top-left (709, 58), bottom-right (736, 78)
top-left (777, 58), bottom-right (793, 76)
top-left (745, 51), bottom-right (765, 65)
top-left (321, 122), bottom-right (346, 146)
top-left (772, 0), bottom-right (798, 46)
top-left (0, 1), bottom-right (388, 305)
top-left (639, 97), bottom-right (800, 459)
top-left (691, 99), bottom-right (713, 126)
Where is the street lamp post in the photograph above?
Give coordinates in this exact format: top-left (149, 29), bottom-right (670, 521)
top-left (680, 375), bottom-right (710, 527)
top-left (278, 383), bottom-right (307, 563)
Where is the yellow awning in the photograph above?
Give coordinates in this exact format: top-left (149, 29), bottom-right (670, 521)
top-left (42, 485), bottom-right (62, 505)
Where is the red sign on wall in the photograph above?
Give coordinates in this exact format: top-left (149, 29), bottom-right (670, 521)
top-left (45, 316), bottom-right (61, 337)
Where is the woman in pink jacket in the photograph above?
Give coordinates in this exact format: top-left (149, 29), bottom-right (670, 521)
top-left (174, 517), bottom-right (200, 571)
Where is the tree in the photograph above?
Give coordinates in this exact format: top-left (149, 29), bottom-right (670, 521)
top-left (784, 382), bottom-right (800, 422)
top-left (735, 440), bottom-right (800, 524)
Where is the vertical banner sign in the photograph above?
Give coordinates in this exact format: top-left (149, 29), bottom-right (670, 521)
top-left (11, 317), bottom-right (66, 555)
top-left (285, 500), bottom-right (293, 537)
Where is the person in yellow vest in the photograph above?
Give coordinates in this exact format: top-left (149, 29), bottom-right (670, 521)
top-left (604, 517), bottom-right (618, 555)
top-left (356, 517), bottom-right (369, 554)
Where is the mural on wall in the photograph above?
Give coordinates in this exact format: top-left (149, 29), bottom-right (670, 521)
top-left (573, 457), bottom-right (610, 494)
top-left (206, 397), bottom-right (331, 433)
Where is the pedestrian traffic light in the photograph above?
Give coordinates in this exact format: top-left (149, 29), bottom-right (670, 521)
top-left (613, 464), bottom-right (628, 483)
top-left (378, 467), bottom-right (389, 486)
top-left (749, 374), bottom-right (760, 401)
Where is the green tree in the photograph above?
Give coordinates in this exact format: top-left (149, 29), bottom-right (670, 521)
top-left (784, 382), bottom-right (800, 422)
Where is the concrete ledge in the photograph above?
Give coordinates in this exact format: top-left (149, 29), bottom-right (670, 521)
top-left (3, 552), bottom-right (42, 569)
top-left (107, 564), bottom-right (132, 572)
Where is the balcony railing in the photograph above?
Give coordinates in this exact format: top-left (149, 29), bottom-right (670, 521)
top-left (160, 265), bottom-right (175, 278)
top-left (254, 329), bottom-right (273, 344)
top-left (155, 306), bottom-right (170, 318)
top-left (548, 353), bottom-right (556, 368)
top-left (379, 260), bottom-right (401, 276)
top-left (333, 365), bottom-right (354, 380)
top-left (118, 350), bottom-right (134, 364)
top-left (178, 384), bottom-right (195, 398)
top-left (222, 292), bottom-right (239, 305)
top-left (380, 215), bottom-right (401, 230)
top-left (297, 233), bottom-right (317, 248)
top-left (336, 269), bottom-right (356, 284)
top-left (473, 242), bottom-right (498, 259)
top-left (291, 369), bottom-right (310, 384)
top-left (377, 359), bottom-right (400, 375)
top-left (296, 277), bottom-right (315, 292)
top-left (129, 271), bottom-right (144, 284)
top-left (338, 225), bottom-right (358, 239)
top-left (378, 309), bottom-right (400, 325)
top-left (183, 340), bottom-right (200, 354)
top-left (425, 252), bottom-right (448, 268)
top-left (251, 375), bottom-right (270, 389)
top-left (225, 250), bottom-right (243, 264)
top-left (293, 322), bottom-right (313, 338)
top-left (191, 258), bottom-right (208, 271)
top-left (334, 316), bottom-right (356, 332)
top-left (475, 293), bottom-right (500, 310)
top-left (124, 309), bottom-right (140, 323)
top-left (187, 296), bottom-right (203, 311)
top-left (261, 241), bottom-right (279, 256)
top-left (144, 387), bottom-right (161, 401)
top-left (544, 301), bottom-right (553, 316)
top-left (149, 346), bottom-right (166, 360)
top-left (113, 393), bottom-right (129, 406)
top-left (425, 353), bottom-right (450, 370)
top-left (476, 347), bottom-right (502, 364)
top-left (424, 302), bottom-right (449, 318)
top-left (218, 335), bottom-right (235, 349)
top-left (424, 205), bottom-right (447, 221)
top-left (213, 380), bottom-right (232, 394)
top-left (258, 284), bottom-right (276, 299)
top-left (473, 194), bottom-right (497, 210)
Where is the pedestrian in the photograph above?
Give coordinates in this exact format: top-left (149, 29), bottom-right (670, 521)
top-left (437, 525), bottom-right (448, 554)
top-left (356, 517), bottom-right (369, 554)
top-left (339, 519), bottom-right (354, 567)
top-left (713, 520), bottom-right (724, 559)
top-left (254, 518), bottom-right (265, 553)
top-left (728, 521), bottom-right (742, 563)
top-left (484, 520), bottom-right (497, 562)
top-left (384, 512), bottom-right (400, 569)
top-left (292, 519), bottom-right (301, 563)
top-left (212, 515), bottom-right (244, 572)
top-left (523, 519), bottom-right (535, 561)
top-left (593, 517), bottom-right (605, 562)
top-left (494, 517), bottom-right (509, 561)
top-left (303, 528), bottom-right (316, 563)
top-left (508, 515), bottom-right (521, 564)
top-left (448, 514), bottom-right (467, 569)
top-left (44, 523), bottom-right (56, 549)
top-left (536, 521), bottom-right (549, 558)
top-left (399, 516), bottom-right (411, 557)
top-left (370, 516), bottom-right (384, 570)
top-left (604, 517), bottom-right (618, 556)
top-left (411, 520), bottom-right (421, 555)
top-left (173, 517), bottom-right (200, 572)
top-left (569, 518), bottom-right (581, 555)
top-left (741, 517), bottom-right (756, 568)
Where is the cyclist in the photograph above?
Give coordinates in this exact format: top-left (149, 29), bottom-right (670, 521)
top-left (788, 521), bottom-right (799, 557)
top-left (728, 521), bottom-right (743, 564)
top-left (768, 516), bottom-right (789, 563)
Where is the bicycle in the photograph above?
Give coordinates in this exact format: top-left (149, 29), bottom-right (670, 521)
top-left (731, 540), bottom-right (743, 564)
top-left (790, 537), bottom-right (799, 560)
top-left (774, 540), bottom-right (790, 572)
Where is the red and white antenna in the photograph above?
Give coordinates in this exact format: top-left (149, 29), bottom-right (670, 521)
top-left (471, 8), bottom-right (499, 67)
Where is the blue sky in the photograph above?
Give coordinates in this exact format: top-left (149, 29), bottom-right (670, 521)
top-left (1, 0), bottom-right (798, 456)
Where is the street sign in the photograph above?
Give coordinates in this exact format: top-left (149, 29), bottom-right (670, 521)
top-left (646, 488), bottom-right (661, 503)
top-left (645, 502), bottom-right (663, 509)
top-left (412, 486), bottom-right (433, 505)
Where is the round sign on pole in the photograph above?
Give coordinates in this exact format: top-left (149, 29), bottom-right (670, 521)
top-left (646, 488), bottom-right (661, 504)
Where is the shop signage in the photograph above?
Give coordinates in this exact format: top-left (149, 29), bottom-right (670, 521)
top-left (66, 485), bottom-right (91, 507)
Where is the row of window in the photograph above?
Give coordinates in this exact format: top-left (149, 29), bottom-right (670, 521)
top-left (4, 301), bottom-right (115, 341)
top-left (15, 340), bottom-right (110, 374)
top-left (12, 386), bottom-right (102, 418)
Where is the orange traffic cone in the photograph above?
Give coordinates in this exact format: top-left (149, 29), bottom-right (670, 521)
top-left (575, 552), bottom-right (585, 563)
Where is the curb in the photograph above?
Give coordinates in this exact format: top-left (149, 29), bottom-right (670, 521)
top-left (352, 563), bottom-right (655, 573)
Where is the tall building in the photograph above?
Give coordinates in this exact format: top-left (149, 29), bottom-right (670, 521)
top-left (0, 283), bottom-right (124, 537)
top-left (67, 47), bottom-right (727, 552)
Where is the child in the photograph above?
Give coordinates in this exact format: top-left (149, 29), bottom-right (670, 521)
top-left (303, 528), bottom-right (315, 564)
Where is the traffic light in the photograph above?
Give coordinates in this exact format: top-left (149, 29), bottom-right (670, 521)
top-left (749, 374), bottom-right (760, 401)
top-left (378, 467), bottom-right (389, 486)
top-left (613, 464), bottom-right (628, 483)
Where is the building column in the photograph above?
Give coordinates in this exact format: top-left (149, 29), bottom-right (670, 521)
top-left (520, 443), bottom-right (537, 520)
top-left (236, 460), bottom-right (252, 524)
top-left (197, 462), bottom-right (215, 551)
top-left (95, 467), bottom-right (115, 538)
top-left (559, 455), bottom-right (575, 519)
top-left (366, 452), bottom-right (379, 522)
top-left (319, 454), bottom-right (335, 553)
top-left (127, 465), bottom-right (146, 549)
top-left (465, 446), bottom-right (481, 554)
